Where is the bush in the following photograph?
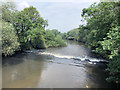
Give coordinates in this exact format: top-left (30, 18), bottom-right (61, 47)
top-left (2, 21), bottom-right (20, 56)
top-left (23, 27), bottom-right (46, 49)
top-left (66, 28), bottom-right (79, 41)
top-left (45, 30), bottom-right (67, 48)
top-left (55, 35), bottom-right (67, 47)
top-left (106, 55), bottom-right (120, 84)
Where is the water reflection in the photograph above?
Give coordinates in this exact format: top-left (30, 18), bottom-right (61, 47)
top-left (36, 63), bottom-right (88, 88)
top-left (85, 63), bottom-right (112, 88)
top-left (2, 53), bottom-right (47, 88)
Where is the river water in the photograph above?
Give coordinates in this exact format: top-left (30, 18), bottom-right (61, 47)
top-left (2, 41), bottom-right (112, 88)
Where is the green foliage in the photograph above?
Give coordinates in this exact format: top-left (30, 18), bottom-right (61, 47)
top-left (45, 30), bottom-right (67, 48)
top-left (2, 2), bottom-right (66, 56)
top-left (100, 27), bottom-right (120, 59)
top-left (101, 27), bottom-right (120, 84)
top-left (1, 2), bottom-right (17, 23)
top-left (13, 6), bottom-right (47, 49)
top-left (65, 28), bottom-right (79, 40)
top-left (2, 21), bottom-right (20, 56)
top-left (66, 2), bottom-right (120, 85)
top-left (83, 2), bottom-right (120, 84)
top-left (45, 30), bottom-right (55, 41)
top-left (106, 55), bottom-right (120, 84)
top-left (51, 29), bottom-right (60, 37)
top-left (60, 33), bottom-right (67, 39)
top-left (24, 27), bottom-right (46, 49)
top-left (45, 30), bottom-right (56, 47)
top-left (1, 2), bottom-right (64, 56)
top-left (55, 35), bottom-right (67, 47)
top-left (77, 26), bottom-right (90, 43)
top-left (1, 2), bottom-right (20, 56)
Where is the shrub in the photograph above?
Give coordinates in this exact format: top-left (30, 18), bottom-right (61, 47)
top-left (2, 21), bottom-right (20, 56)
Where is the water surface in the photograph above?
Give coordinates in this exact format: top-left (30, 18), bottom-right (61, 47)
top-left (2, 41), bottom-right (111, 88)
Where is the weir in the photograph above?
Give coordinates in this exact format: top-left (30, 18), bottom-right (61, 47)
top-left (38, 52), bottom-right (109, 63)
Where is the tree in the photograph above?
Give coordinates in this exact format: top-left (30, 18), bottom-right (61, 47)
top-left (25, 27), bottom-right (46, 49)
top-left (51, 29), bottom-right (60, 37)
top-left (67, 1), bottom-right (120, 85)
top-left (13, 6), bottom-right (47, 49)
top-left (1, 2), bottom-right (17, 23)
top-left (2, 21), bottom-right (20, 56)
top-left (45, 30), bottom-right (67, 47)
top-left (1, 2), bottom-right (20, 56)
top-left (66, 28), bottom-right (79, 40)
top-left (100, 26), bottom-right (120, 84)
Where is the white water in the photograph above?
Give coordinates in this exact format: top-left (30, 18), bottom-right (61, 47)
top-left (38, 52), bottom-right (108, 63)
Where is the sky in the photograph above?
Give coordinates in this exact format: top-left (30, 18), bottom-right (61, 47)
top-left (13, 0), bottom-right (100, 33)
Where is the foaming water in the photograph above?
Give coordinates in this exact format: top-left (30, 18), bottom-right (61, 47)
top-left (39, 52), bottom-right (108, 63)
top-left (39, 52), bottom-right (73, 59)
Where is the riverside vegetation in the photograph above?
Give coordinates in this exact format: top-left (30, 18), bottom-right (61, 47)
top-left (1, 2), bottom-right (67, 56)
top-left (63, 2), bottom-right (120, 85)
top-left (1, 1), bottom-right (120, 87)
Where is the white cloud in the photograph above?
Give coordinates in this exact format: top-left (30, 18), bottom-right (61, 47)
top-left (16, 1), bottom-right (29, 11)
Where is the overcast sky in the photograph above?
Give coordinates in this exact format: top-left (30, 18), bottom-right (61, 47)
top-left (14, 0), bottom-right (100, 33)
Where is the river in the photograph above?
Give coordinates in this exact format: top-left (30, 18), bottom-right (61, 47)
top-left (2, 40), bottom-right (112, 88)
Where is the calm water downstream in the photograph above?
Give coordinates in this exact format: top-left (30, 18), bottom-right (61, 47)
top-left (2, 41), bottom-right (112, 88)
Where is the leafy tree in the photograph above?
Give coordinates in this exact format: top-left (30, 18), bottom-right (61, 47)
top-left (2, 21), bottom-right (20, 56)
top-left (100, 27), bottom-right (120, 59)
top-left (66, 28), bottom-right (79, 40)
top-left (66, 1), bottom-right (120, 85)
top-left (106, 55), bottom-right (120, 84)
top-left (45, 30), bottom-right (67, 47)
top-left (13, 6), bottom-right (47, 49)
top-left (1, 2), bottom-right (20, 56)
top-left (1, 2), bottom-right (17, 23)
top-left (81, 2), bottom-right (118, 48)
top-left (1, 2), bottom-right (66, 57)
top-left (77, 25), bottom-right (90, 43)
top-left (51, 29), bottom-right (60, 37)
top-left (24, 27), bottom-right (46, 49)
top-left (45, 30), bottom-right (56, 41)
top-left (60, 33), bottom-right (67, 39)
top-left (100, 26), bottom-right (120, 84)
top-left (55, 35), bottom-right (67, 47)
